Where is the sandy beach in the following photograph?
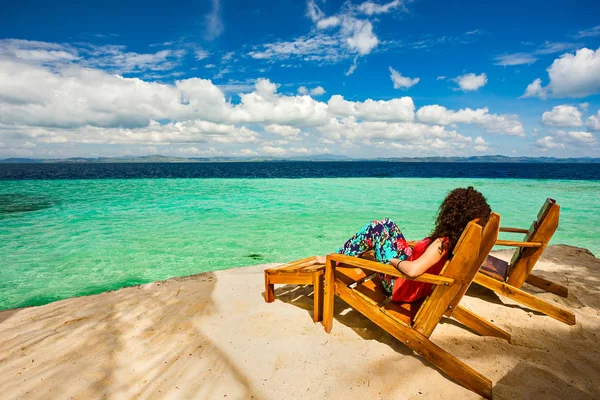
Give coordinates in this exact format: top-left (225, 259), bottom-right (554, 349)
top-left (0, 245), bottom-right (598, 399)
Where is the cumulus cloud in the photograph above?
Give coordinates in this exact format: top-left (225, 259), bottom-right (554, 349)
top-left (541, 105), bottom-right (583, 127)
top-left (0, 42), bottom-right (525, 158)
top-left (587, 111), bottom-right (600, 131)
top-left (453, 73), bottom-right (487, 91)
top-left (522, 47), bottom-right (600, 98)
top-left (328, 95), bottom-right (415, 122)
top-left (416, 105), bottom-right (525, 136)
top-left (389, 67), bottom-right (420, 89)
top-left (298, 85), bottom-right (325, 96)
top-left (535, 136), bottom-right (564, 151)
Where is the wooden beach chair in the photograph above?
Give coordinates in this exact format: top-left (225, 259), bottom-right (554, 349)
top-left (474, 198), bottom-right (576, 325)
top-left (264, 257), bottom-right (325, 322)
top-left (321, 213), bottom-right (504, 399)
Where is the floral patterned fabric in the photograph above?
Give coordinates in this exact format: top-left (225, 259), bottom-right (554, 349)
top-left (335, 218), bottom-right (413, 296)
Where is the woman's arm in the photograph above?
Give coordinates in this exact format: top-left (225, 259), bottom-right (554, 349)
top-left (389, 238), bottom-right (447, 278)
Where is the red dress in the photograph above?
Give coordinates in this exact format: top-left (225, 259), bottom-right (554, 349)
top-left (390, 238), bottom-right (448, 303)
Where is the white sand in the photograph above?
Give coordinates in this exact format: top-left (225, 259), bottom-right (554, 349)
top-left (0, 245), bottom-right (598, 399)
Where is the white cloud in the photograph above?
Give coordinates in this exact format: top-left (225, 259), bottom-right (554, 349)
top-left (574, 25), bottom-right (600, 39)
top-left (205, 64), bottom-right (216, 68)
top-left (579, 102), bottom-right (589, 112)
top-left (541, 105), bottom-right (583, 127)
top-left (453, 73), bottom-right (487, 91)
top-left (522, 78), bottom-right (547, 99)
top-left (310, 86), bottom-right (326, 96)
top-left (345, 57), bottom-right (358, 76)
top-left (264, 124), bottom-right (302, 137)
top-left (389, 67), bottom-right (420, 89)
top-left (249, 0), bottom-right (405, 70)
top-left (416, 105), bottom-right (525, 136)
top-left (564, 131), bottom-right (596, 143)
top-left (0, 43), bottom-right (528, 158)
top-left (436, 76), bottom-right (446, 80)
top-left (317, 16), bottom-right (341, 30)
top-left (328, 95), bottom-right (415, 122)
top-left (343, 19), bottom-right (379, 55)
top-left (297, 86), bottom-right (308, 95)
top-left (587, 111), bottom-right (600, 131)
top-left (194, 49), bottom-right (210, 60)
top-left (535, 136), bottom-right (564, 151)
top-left (522, 47), bottom-right (600, 98)
top-left (204, 0), bottom-right (224, 41)
top-left (306, 0), bottom-right (324, 23)
top-left (494, 53), bottom-right (537, 66)
top-left (357, 0), bottom-right (402, 16)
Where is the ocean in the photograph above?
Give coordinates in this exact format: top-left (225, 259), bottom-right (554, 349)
top-left (1, 162), bottom-right (599, 311)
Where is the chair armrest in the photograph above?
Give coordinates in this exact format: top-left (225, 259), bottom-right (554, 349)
top-left (325, 253), bottom-right (454, 286)
top-left (499, 227), bottom-right (529, 234)
top-left (495, 240), bottom-right (542, 248)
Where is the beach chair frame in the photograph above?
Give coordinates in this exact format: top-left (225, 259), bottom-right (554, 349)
top-left (321, 213), bottom-right (504, 399)
top-left (264, 257), bottom-right (325, 322)
top-left (474, 198), bottom-right (576, 325)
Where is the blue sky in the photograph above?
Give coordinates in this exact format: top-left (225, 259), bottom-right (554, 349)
top-left (0, 0), bottom-right (599, 158)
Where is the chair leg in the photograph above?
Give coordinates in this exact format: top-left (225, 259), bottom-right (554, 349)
top-left (313, 271), bottom-right (324, 322)
top-left (264, 271), bottom-right (275, 303)
top-left (451, 305), bottom-right (511, 342)
top-left (474, 273), bottom-right (576, 325)
top-left (322, 259), bottom-right (336, 333)
top-left (525, 273), bottom-right (568, 298)
top-left (336, 282), bottom-right (493, 399)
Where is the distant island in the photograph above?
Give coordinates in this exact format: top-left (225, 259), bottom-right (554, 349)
top-left (1, 154), bottom-right (599, 164)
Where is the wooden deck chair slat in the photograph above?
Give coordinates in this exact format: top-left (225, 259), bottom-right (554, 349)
top-left (267, 257), bottom-right (317, 273)
top-left (525, 273), bottom-right (568, 298)
top-left (496, 240), bottom-right (542, 248)
top-left (474, 272), bottom-right (575, 325)
top-left (499, 227), bottom-right (529, 234)
top-left (445, 212), bottom-right (501, 317)
top-left (327, 253), bottom-right (455, 286)
top-left (412, 220), bottom-right (483, 337)
top-left (506, 198), bottom-right (559, 287)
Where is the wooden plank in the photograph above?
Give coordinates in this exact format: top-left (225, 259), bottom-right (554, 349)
top-left (268, 258), bottom-right (318, 274)
top-left (413, 220), bottom-right (484, 337)
top-left (301, 263), bottom-right (326, 273)
top-left (264, 271), bottom-right (275, 303)
top-left (526, 273), bottom-right (568, 298)
top-left (507, 200), bottom-right (559, 287)
top-left (267, 274), bottom-right (313, 285)
top-left (452, 305), bottom-right (511, 342)
top-left (334, 281), bottom-right (493, 399)
top-left (499, 227), bottom-right (529, 234)
top-left (473, 273), bottom-right (576, 325)
top-left (322, 257), bottom-right (336, 333)
top-left (326, 253), bottom-right (455, 285)
top-left (446, 213), bottom-right (500, 315)
top-left (313, 271), bottom-right (324, 322)
top-left (496, 240), bottom-right (542, 248)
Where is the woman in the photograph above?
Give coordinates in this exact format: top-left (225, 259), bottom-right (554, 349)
top-left (316, 187), bottom-right (491, 303)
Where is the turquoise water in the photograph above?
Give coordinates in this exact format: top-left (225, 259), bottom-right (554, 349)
top-left (1, 178), bottom-right (599, 310)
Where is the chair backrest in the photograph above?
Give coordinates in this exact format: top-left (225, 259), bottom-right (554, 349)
top-left (411, 214), bottom-right (498, 338)
top-left (506, 199), bottom-right (559, 287)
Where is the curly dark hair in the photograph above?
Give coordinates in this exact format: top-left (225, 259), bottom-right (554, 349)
top-left (430, 186), bottom-right (491, 254)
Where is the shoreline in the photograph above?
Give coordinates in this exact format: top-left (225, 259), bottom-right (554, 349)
top-left (0, 245), bottom-right (599, 399)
